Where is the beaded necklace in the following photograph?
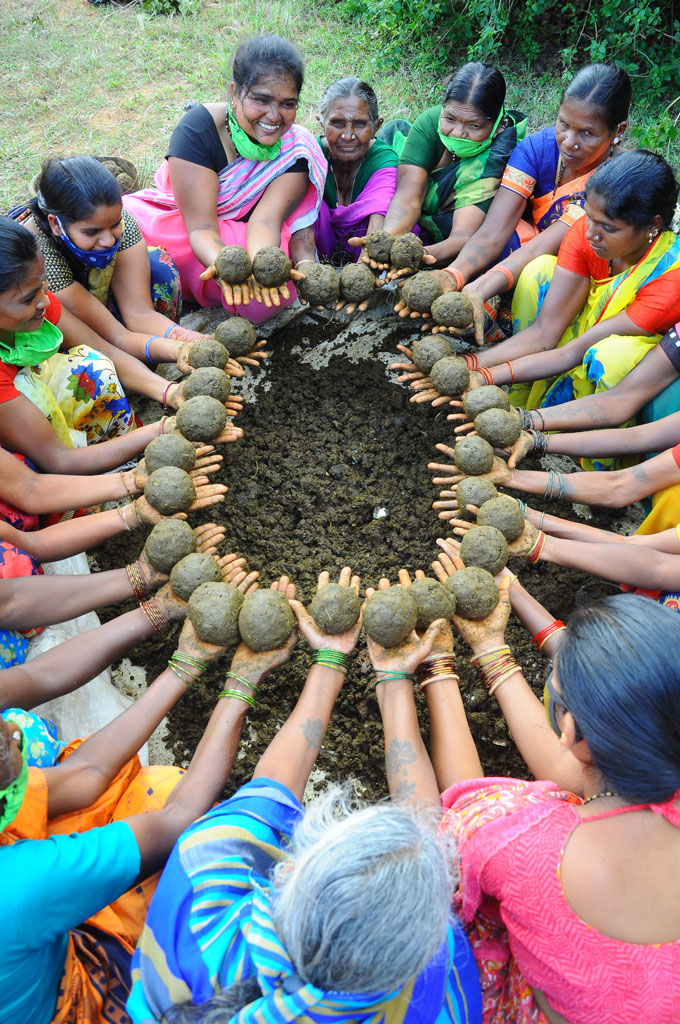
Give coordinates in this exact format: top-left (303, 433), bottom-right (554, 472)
top-left (581, 790), bottom-right (619, 805)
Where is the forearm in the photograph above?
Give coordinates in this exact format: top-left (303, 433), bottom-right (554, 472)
top-left (540, 534), bottom-right (680, 590)
top-left (39, 422), bottom-right (160, 477)
top-left (253, 664), bottom-right (344, 800)
top-left (448, 223), bottom-right (509, 283)
top-left (424, 679), bottom-right (483, 792)
top-left (508, 466), bottom-right (636, 508)
top-left (289, 225), bottom-right (317, 267)
top-left (377, 679), bottom-right (441, 806)
top-left (365, 213), bottom-right (385, 234)
top-left (188, 226), bottom-right (225, 270)
top-left (383, 195), bottom-right (421, 236)
top-left (5, 507), bottom-right (128, 562)
top-left (477, 323), bottom-right (559, 369)
top-left (0, 604), bottom-right (149, 709)
top-left (0, 566), bottom-right (132, 633)
top-left (105, 328), bottom-right (180, 367)
top-left (507, 578), bottom-right (568, 657)
top-left (527, 510), bottom-right (617, 543)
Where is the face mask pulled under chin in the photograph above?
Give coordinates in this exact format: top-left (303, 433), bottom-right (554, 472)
top-left (437, 106), bottom-right (506, 159)
top-left (228, 107), bottom-right (283, 162)
top-left (55, 217), bottom-right (121, 270)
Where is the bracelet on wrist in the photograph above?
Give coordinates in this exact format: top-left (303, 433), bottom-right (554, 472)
top-left (219, 687), bottom-right (257, 708)
top-left (527, 530), bottom-right (547, 564)
top-left (442, 267), bottom-right (464, 290)
top-left (415, 655), bottom-right (459, 691)
top-left (117, 504), bottom-right (133, 532)
top-left (477, 366), bottom-right (494, 385)
top-left (532, 620), bottom-right (566, 650)
top-left (224, 670), bottom-right (257, 693)
top-left (120, 471), bottom-right (136, 497)
top-left (126, 561), bottom-right (151, 601)
top-left (162, 382), bottom-right (175, 408)
top-left (495, 265), bottom-right (515, 289)
top-left (140, 597), bottom-right (172, 635)
top-left (374, 670), bottom-right (416, 685)
top-left (312, 649), bottom-right (351, 673)
top-left (463, 353), bottom-right (480, 370)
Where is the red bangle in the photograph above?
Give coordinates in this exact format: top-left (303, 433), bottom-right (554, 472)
top-left (495, 265), bottom-right (514, 289)
top-left (527, 530), bottom-right (547, 564)
top-left (505, 360), bottom-right (515, 383)
top-left (478, 366), bottom-right (494, 385)
top-left (140, 598), bottom-right (172, 635)
top-left (442, 267), bottom-right (464, 290)
top-left (162, 382), bottom-right (174, 408)
top-left (532, 620), bottom-right (566, 650)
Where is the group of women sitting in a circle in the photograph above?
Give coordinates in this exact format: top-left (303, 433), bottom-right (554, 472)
top-left (0, 28), bottom-right (679, 1024)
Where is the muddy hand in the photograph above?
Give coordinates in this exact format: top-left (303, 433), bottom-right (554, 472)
top-left (348, 236), bottom-right (390, 272)
top-left (132, 495), bottom-right (188, 527)
top-left (188, 482), bottom-right (228, 511)
top-left (176, 614), bottom-right (231, 664)
top-left (199, 264), bottom-right (250, 307)
top-left (236, 338), bottom-right (270, 369)
top-left (134, 546), bottom-right (169, 592)
top-left (506, 429), bottom-right (535, 469)
top-left (193, 522), bottom-right (226, 556)
top-left (365, 577), bottom-right (446, 671)
top-left (289, 566), bottom-right (362, 654)
top-left (247, 275), bottom-right (290, 309)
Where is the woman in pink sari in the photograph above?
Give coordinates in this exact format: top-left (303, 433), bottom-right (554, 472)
top-left (314, 78), bottom-right (398, 261)
top-left (124, 36), bottom-right (326, 324)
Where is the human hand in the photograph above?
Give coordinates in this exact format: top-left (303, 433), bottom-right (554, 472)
top-left (348, 236), bottom-right (391, 272)
top-left (131, 495), bottom-right (188, 527)
top-left (506, 520), bottom-right (540, 557)
top-left (289, 566), bottom-right (362, 654)
top-left (334, 294), bottom-right (373, 316)
top-left (427, 293), bottom-right (485, 346)
top-left (193, 522), bottom-right (226, 556)
top-left (187, 481), bottom-right (228, 511)
top-left (432, 542), bottom-right (511, 651)
top-left (247, 274), bottom-right (291, 309)
top-left (235, 338), bottom-right (270, 369)
top-left (384, 253), bottom-right (438, 284)
top-left (217, 552), bottom-right (260, 593)
top-left (175, 614), bottom-right (229, 666)
top-left (199, 264), bottom-right (251, 307)
top-left (506, 429), bottom-right (535, 469)
top-left (173, 340), bottom-right (244, 380)
top-left (396, 567), bottom-right (455, 655)
top-left (365, 577), bottom-right (446, 674)
top-left (389, 344), bottom-right (427, 385)
top-left (229, 575), bottom-right (298, 686)
top-left (428, 445), bottom-right (513, 487)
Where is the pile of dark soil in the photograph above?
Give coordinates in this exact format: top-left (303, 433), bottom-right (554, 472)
top-left (96, 314), bottom-right (625, 800)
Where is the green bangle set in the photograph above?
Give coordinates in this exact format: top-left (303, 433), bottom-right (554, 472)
top-left (168, 650), bottom-right (209, 686)
top-left (312, 649), bottom-right (351, 672)
top-left (219, 688), bottom-right (257, 708)
top-left (374, 670), bottom-right (416, 685)
top-left (225, 671), bottom-right (258, 692)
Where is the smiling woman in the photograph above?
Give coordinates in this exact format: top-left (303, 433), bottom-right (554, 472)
top-left (124, 35), bottom-right (327, 323)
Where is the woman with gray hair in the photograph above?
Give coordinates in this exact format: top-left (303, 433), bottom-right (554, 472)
top-left (127, 568), bottom-right (482, 1024)
top-left (315, 78), bottom-right (399, 261)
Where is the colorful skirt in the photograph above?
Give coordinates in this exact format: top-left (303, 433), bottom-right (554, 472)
top-left (463, 912), bottom-right (549, 1024)
top-left (0, 542), bottom-right (44, 668)
top-left (106, 245), bottom-right (182, 323)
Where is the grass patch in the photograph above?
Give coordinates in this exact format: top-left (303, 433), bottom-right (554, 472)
top-left (0, 0), bottom-right (675, 211)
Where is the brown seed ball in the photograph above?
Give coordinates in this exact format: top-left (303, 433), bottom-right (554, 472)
top-left (462, 385), bottom-right (510, 419)
top-left (474, 407), bottom-right (521, 447)
top-left (144, 466), bottom-right (196, 515)
top-left (238, 589), bottom-right (295, 652)
top-left (144, 433), bottom-right (196, 475)
top-left (308, 583), bottom-right (361, 635)
top-left (478, 494), bottom-right (525, 542)
top-left (390, 232), bottom-right (424, 272)
top-left (407, 577), bottom-right (456, 631)
top-left (187, 582), bottom-right (244, 645)
top-left (401, 271), bottom-right (444, 313)
top-left (431, 292), bottom-right (474, 328)
top-left (176, 395), bottom-right (228, 442)
top-left (456, 477), bottom-right (498, 519)
top-left (182, 367), bottom-right (231, 404)
top-left (363, 588), bottom-right (418, 648)
top-left (411, 336), bottom-right (453, 374)
top-left (188, 339), bottom-right (230, 369)
top-left (364, 230), bottom-right (394, 263)
top-left (453, 436), bottom-right (495, 475)
top-left (340, 262), bottom-right (375, 303)
top-left (430, 356), bottom-right (470, 396)
top-left (116, 172), bottom-right (135, 194)
top-left (445, 567), bottom-right (499, 620)
top-left (144, 519), bottom-right (196, 574)
top-left (252, 246), bottom-right (292, 287)
top-left (214, 245), bottom-right (253, 284)
top-left (170, 552), bottom-right (222, 602)
top-left (297, 263), bottom-right (340, 307)
top-left (459, 525), bottom-right (508, 576)
top-left (214, 317), bottom-right (257, 357)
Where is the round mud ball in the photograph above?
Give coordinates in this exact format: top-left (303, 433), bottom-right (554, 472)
top-left (431, 292), bottom-right (474, 328)
top-left (182, 367), bottom-right (231, 404)
top-left (176, 395), bottom-right (228, 442)
top-left (445, 566), bottom-right (499, 620)
top-left (144, 466), bottom-right (196, 515)
top-left (412, 335), bottom-right (453, 374)
top-left (116, 172), bottom-right (135, 193)
top-left (430, 355), bottom-right (470, 396)
top-left (188, 338), bottom-right (230, 370)
top-left (456, 476), bottom-right (498, 519)
top-left (214, 317), bottom-right (257, 357)
top-left (459, 525), bottom-right (508, 576)
top-left (474, 407), bottom-right (521, 447)
top-left (462, 384), bottom-right (510, 419)
top-left (214, 245), bottom-right (253, 284)
top-left (453, 435), bottom-right (494, 475)
top-left (363, 588), bottom-right (418, 648)
top-left (144, 519), bottom-right (196, 574)
top-left (339, 262), bottom-right (375, 303)
top-left (364, 229), bottom-right (394, 263)
top-left (308, 583), bottom-right (361, 635)
top-left (407, 577), bottom-right (456, 631)
top-left (401, 271), bottom-right (444, 313)
top-left (390, 232), bottom-right (424, 272)
top-left (297, 263), bottom-right (340, 307)
top-left (252, 246), bottom-right (292, 287)
top-left (170, 552), bottom-right (223, 602)
top-left (187, 581), bottom-right (244, 645)
top-left (238, 589), bottom-right (295, 652)
top-left (478, 494), bottom-right (525, 542)
top-left (143, 433), bottom-right (196, 475)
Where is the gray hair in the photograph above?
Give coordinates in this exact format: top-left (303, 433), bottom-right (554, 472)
top-left (319, 78), bottom-right (380, 125)
top-left (162, 979), bottom-right (262, 1023)
top-left (271, 785), bottom-right (455, 992)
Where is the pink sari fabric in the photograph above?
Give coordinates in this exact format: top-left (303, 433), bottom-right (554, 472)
top-left (124, 124), bottom-right (327, 324)
top-left (440, 777), bottom-right (680, 1024)
top-left (315, 166), bottom-right (397, 260)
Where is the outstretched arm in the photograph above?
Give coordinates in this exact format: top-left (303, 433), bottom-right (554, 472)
top-left (382, 164), bottom-right (429, 237)
top-left (444, 186), bottom-right (528, 284)
top-left (0, 567), bottom-right (135, 634)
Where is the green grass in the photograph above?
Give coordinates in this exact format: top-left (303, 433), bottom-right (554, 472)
top-left (0, 0), bottom-right (675, 211)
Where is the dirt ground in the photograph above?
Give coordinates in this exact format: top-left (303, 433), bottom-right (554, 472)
top-left (95, 305), bottom-right (641, 800)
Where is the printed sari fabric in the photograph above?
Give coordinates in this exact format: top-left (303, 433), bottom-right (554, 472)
top-left (2, 709), bottom-right (64, 766)
top-left (124, 124), bottom-right (327, 324)
top-left (0, 542), bottom-right (44, 668)
top-left (315, 137), bottom-right (398, 259)
top-left (383, 109), bottom-right (527, 244)
top-left (0, 746), bottom-right (185, 1024)
top-left (127, 777), bottom-right (482, 1024)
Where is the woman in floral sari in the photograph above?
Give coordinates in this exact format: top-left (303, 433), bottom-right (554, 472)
top-left (125, 36), bottom-right (326, 323)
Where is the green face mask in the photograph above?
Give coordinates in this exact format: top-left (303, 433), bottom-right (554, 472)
top-left (0, 317), bottom-right (62, 367)
top-left (437, 106), bottom-right (506, 159)
top-left (228, 107), bottom-right (283, 162)
top-left (0, 726), bottom-right (28, 833)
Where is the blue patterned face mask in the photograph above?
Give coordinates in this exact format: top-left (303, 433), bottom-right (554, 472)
top-left (55, 216), bottom-right (121, 269)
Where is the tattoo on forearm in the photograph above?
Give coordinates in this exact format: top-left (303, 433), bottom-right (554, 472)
top-left (300, 717), bottom-right (324, 751)
top-left (393, 779), bottom-right (416, 801)
top-left (385, 738), bottom-right (416, 794)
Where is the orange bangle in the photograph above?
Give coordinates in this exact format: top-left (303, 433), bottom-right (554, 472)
top-left (478, 366), bottom-right (494, 385)
top-left (495, 265), bottom-right (514, 289)
top-left (442, 267), bottom-right (464, 290)
top-left (532, 620), bottom-right (566, 650)
top-left (505, 360), bottom-right (515, 383)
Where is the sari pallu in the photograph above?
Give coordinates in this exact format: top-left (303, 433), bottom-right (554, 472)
top-left (124, 125), bottom-right (327, 324)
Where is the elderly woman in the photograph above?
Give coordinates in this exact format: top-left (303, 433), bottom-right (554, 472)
top-left (125, 35), bottom-right (326, 323)
top-left (380, 62), bottom-right (527, 264)
top-left (314, 78), bottom-right (398, 261)
top-left (127, 569), bottom-right (482, 1024)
